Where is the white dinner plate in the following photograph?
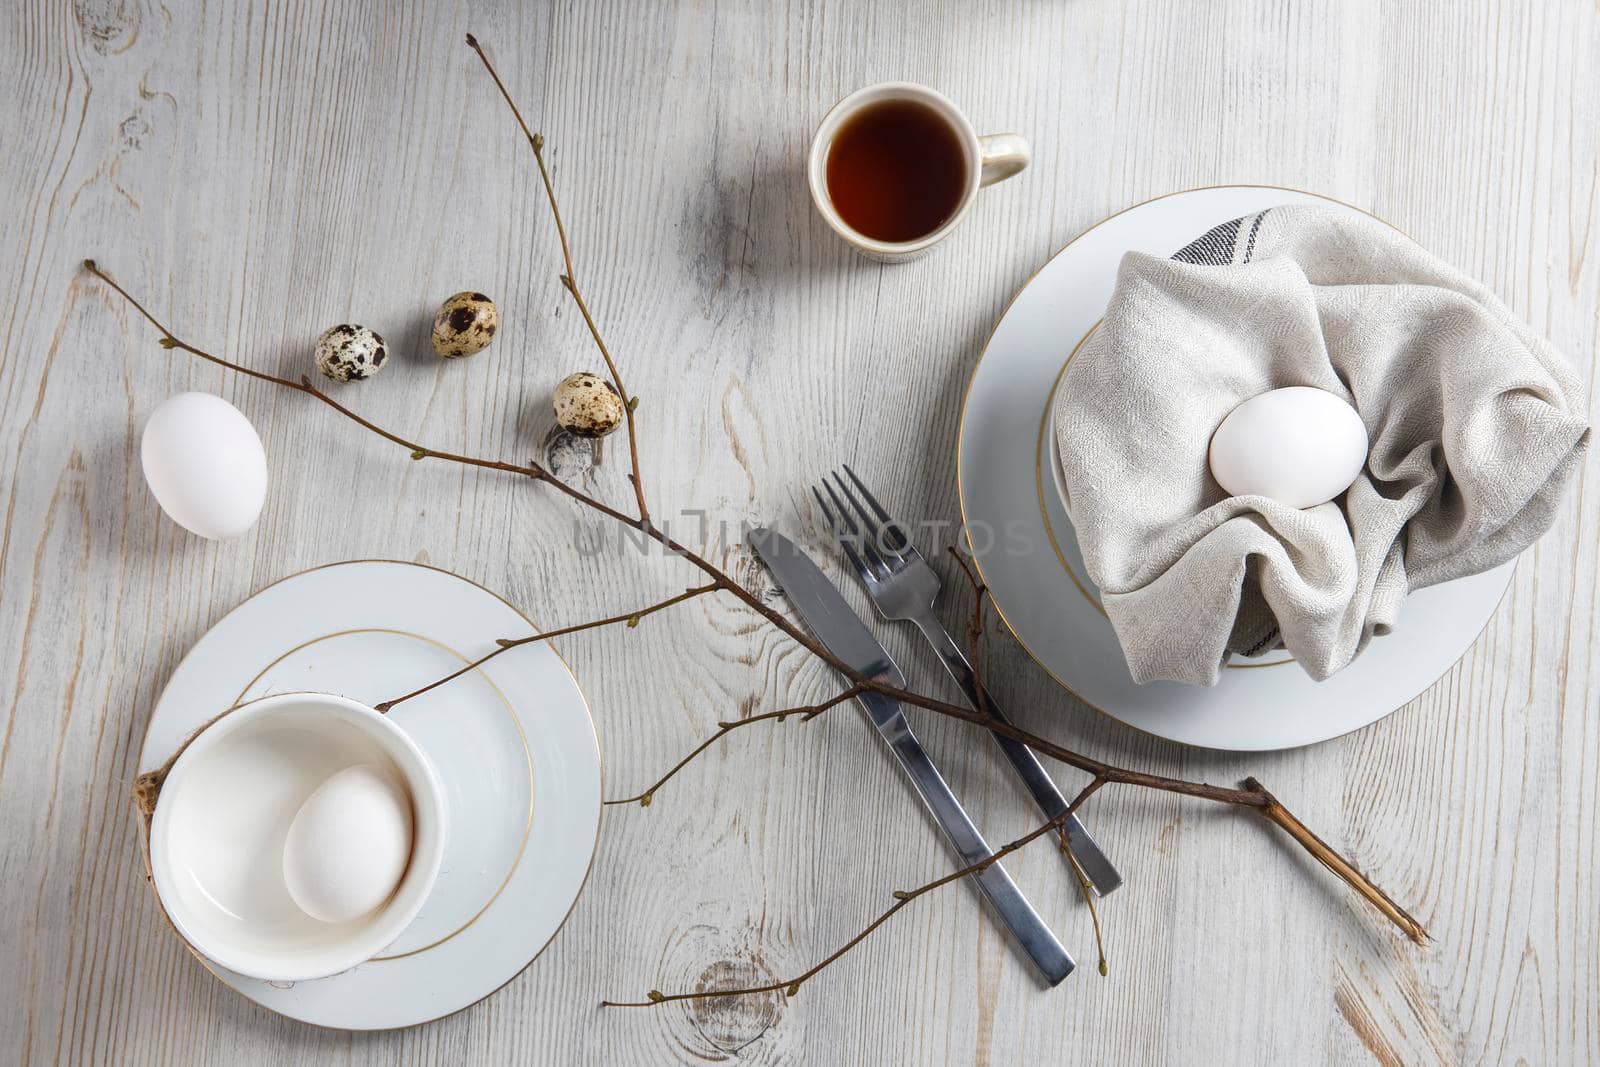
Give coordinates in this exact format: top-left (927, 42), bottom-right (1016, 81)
top-left (957, 186), bottom-right (1515, 750)
top-left (136, 560), bottom-right (601, 1029)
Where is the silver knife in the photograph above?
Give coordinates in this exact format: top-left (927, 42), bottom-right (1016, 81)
top-left (748, 527), bottom-right (1074, 985)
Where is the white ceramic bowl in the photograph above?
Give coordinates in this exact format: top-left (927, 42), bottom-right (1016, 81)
top-left (148, 692), bottom-right (446, 981)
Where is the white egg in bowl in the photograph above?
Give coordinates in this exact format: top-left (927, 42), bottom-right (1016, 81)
top-left (147, 692), bottom-right (446, 982)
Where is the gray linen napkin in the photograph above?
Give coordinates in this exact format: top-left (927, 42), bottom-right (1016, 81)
top-left (1053, 205), bottom-right (1589, 685)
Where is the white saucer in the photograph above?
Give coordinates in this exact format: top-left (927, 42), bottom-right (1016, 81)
top-left (137, 560), bottom-right (601, 1029)
top-left (957, 186), bottom-right (1515, 751)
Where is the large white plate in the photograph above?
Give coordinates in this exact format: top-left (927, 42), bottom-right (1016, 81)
top-left (957, 186), bottom-right (1515, 751)
top-left (137, 560), bottom-right (601, 1029)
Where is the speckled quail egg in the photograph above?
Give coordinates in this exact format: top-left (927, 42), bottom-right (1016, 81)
top-left (431, 291), bottom-right (499, 359)
top-left (313, 324), bottom-right (388, 382)
top-left (553, 372), bottom-right (625, 437)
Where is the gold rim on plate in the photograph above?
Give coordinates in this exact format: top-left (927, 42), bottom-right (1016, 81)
top-left (132, 558), bottom-right (602, 1032)
top-left (230, 626), bottom-right (535, 962)
top-left (954, 184), bottom-right (1509, 746)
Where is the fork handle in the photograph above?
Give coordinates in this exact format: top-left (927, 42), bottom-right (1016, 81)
top-left (911, 616), bottom-right (1124, 897)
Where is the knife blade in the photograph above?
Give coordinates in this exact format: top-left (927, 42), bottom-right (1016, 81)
top-left (748, 526), bottom-right (1074, 985)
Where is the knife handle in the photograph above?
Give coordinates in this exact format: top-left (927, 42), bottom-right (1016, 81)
top-left (861, 690), bottom-right (1074, 986)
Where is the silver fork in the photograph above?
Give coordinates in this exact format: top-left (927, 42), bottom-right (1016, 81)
top-left (812, 465), bottom-right (1123, 897)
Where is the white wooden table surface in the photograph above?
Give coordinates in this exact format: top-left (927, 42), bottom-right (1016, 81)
top-left (3, 2), bottom-right (1597, 1063)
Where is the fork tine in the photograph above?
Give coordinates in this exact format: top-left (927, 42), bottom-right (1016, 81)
top-left (830, 469), bottom-right (906, 565)
top-left (840, 464), bottom-right (912, 552)
top-left (822, 478), bottom-right (892, 579)
top-left (812, 485), bottom-right (875, 584)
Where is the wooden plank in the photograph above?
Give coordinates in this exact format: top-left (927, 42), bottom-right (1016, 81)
top-left (0, 0), bottom-right (1595, 1062)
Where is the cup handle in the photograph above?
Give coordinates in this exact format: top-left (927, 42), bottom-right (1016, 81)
top-left (978, 133), bottom-right (1030, 187)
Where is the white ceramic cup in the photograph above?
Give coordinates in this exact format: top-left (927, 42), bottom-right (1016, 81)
top-left (148, 692), bottom-right (446, 981)
top-left (807, 82), bottom-right (1029, 262)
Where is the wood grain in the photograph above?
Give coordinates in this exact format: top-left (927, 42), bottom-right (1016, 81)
top-left (1, 0), bottom-right (1596, 1063)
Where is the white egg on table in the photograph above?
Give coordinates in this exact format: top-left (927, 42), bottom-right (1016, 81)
top-left (1207, 386), bottom-right (1369, 509)
top-left (140, 392), bottom-right (268, 540)
top-left (282, 764), bottom-right (414, 925)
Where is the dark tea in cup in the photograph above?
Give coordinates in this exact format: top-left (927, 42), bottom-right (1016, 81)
top-left (808, 83), bottom-right (1029, 261)
top-left (824, 99), bottom-right (968, 243)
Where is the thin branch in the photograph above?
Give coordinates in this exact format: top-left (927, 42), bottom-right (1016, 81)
top-left (84, 261), bottom-right (553, 478)
top-left (93, 36), bottom-right (1429, 964)
top-left (466, 34), bottom-right (652, 529)
top-left (87, 256), bottom-right (1423, 943)
top-left (951, 544), bottom-right (1076, 864)
top-left (82, 260), bottom-right (655, 538)
top-left (946, 545), bottom-right (995, 716)
top-left (604, 686), bottom-right (864, 806)
top-left (1065, 846), bottom-right (1108, 977)
top-left (952, 544), bottom-right (1101, 946)
top-left (84, 258), bottom-right (1269, 805)
top-left (1243, 777), bottom-right (1427, 944)
top-left (602, 777), bottom-right (1108, 1007)
top-left (375, 583), bottom-right (721, 713)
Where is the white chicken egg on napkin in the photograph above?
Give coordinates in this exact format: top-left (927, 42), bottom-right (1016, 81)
top-left (1206, 386), bottom-right (1368, 509)
top-left (1053, 205), bottom-right (1589, 686)
top-left (140, 392), bottom-right (268, 540)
